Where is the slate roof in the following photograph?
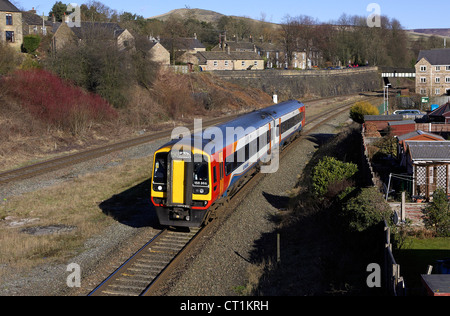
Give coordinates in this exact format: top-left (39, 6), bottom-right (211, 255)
top-left (22, 11), bottom-right (53, 26)
top-left (406, 141), bottom-right (450, 161)
top-left (160, 37), bottom-right (205, 51)
top-left (71, 22), bottom-right (125, 39)
top-left (397, 130), bottom-right (444, 142)
top-left (429, 102), bottom-right (450, 117)
top-left (0, 0), bottom-right (20, 12)
top-left (364, 115), bottom-right (403, 121)
top-left (417, 48), bottom-right (450, 65)
top-left (388, 120), bottom-right (416, 126)
top-left (196, 51), bottom-right (263, 63)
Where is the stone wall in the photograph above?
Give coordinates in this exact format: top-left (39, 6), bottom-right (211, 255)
top-left (211, 67), bottom-right (381, 101)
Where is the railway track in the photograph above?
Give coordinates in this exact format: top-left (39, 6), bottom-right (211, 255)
top-left (87, 95), bottom-right (380, 297)
top-left (89, 227), bottom-right (200, 296)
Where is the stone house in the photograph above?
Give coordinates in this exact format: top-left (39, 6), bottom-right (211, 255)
top-left (52, 21), bottom-right (135, 53)
top-left (0, 0), bottom-right (22, 50)
top-left (160, 36), bottom-right (206, 65)
top-left (147, 40), bottom-right (170, 65)
top-left (213, 39), bottom-right (307, 69)
top-left (196, 51), bottom-right (264, 71)
top-left (415, 48), bottom-right (450, 97)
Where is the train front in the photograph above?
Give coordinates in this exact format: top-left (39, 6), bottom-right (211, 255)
top-left (151, 141), bottom-right (213, 228)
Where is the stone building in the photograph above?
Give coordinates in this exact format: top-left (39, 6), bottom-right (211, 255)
top-left (0, 0), bottom-right (22, 50)
top-left (52, 20), bottom-right (135, 53)
top-left (22, 10), bottom-right (53, 36)
top-left (196, 51), bottom-right (264, 71)
top-left (415, 48), bottom-right (450, 96)
top-left (147, 41), bottom-right (170, 65)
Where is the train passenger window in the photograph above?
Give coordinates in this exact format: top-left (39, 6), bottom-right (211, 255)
top-left (153, 153), bottom-right (168, 184)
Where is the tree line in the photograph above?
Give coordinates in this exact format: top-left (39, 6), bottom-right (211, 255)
top-left (46, 1), bottom-right (447, 70)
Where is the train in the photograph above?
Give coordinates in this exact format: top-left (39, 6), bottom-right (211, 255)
top-left (150, 100), bottom-right (306, 228)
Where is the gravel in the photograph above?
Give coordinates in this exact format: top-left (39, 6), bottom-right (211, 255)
top-left (0, 96), bottom-right (359, 296)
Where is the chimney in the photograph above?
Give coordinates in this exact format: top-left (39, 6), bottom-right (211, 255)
top-left (29, 7), bottom-right (36, 14)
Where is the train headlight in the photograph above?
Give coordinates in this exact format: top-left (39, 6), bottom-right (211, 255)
top-left (193, 187), bottom-right (209, 195)
top-left (153, 184), bottom-right (166, 192)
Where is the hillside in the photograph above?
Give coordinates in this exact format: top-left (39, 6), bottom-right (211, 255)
top-left (148, 8), bottom-right (225, 23)
top-left (408, 28), bottom-right (450, 38)
top-left (148, 8), bottom-right (280, 29)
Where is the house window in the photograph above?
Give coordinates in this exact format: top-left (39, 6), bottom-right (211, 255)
top-left (5, 31), bottom-right (14, 43)
top-left (224, 60), bottom-right (229, 67)
top-left (213, 61), bottom-right (218, 67)
top-left (436, 66), bottom-right (441, 71)
top-left (6, 14), bottom-right (12, 25)
top-left (420, 89), bottom-right (427, 95)
top-left (447, 66), bottom-right (450, 71)
top-left (436, 77), bottom-right (441, 83)
top-left (420, 66), bottom-right (427, 72)
top-left (446, 77), bottom-right (450, 83)
top-left (241, 61), bottom-right (246, 67)
top-left (420, 77), bottom-right (426, 83)
top-left (436, 89), bottom-right (441, 95)
top-left (254, 61), bottom-right (258, 66)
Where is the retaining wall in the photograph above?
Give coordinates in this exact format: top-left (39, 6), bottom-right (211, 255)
top-left (211, 67), bottom-right (381, 101)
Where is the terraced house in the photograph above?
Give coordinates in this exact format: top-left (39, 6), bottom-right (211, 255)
top-left (416, 48), bottom-right (450, 96)
top-left (0, 0), bottom-right (22, 50)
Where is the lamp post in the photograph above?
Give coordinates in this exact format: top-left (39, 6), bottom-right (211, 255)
top-left (384, 85), bottom-right (390, 115)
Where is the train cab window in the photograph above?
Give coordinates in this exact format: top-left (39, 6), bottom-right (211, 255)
top-left (193, 155), bottom-right (209, 186)
top-left (153, 153), bottom-right (168, 184)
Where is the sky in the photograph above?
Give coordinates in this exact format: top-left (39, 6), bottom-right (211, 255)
top-left (11, 0), bottom-right (450, 30)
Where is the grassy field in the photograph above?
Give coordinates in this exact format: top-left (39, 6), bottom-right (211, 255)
top-left (0, 156), bottom-right (152, 279)
top-left (396, 237), bottom-right (450, 292)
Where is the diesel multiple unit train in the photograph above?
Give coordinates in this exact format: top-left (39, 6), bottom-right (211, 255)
top-left (151, 100), bottom-right (306, 227)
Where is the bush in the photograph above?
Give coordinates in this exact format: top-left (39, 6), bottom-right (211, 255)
top-left (311, 156), bottom-right (358, 197)
top-left (424, 188), bottom-right (450, 237)
top-left (1, 69), bottom-right (118, 135)
top-left (350, 101), bottom-right (379, 124)
top-left (342, 187), bottom-right (392, 232)
top-left (0, 42), bottom-right (21, 75)
top-left (22, 35), bottom-right (41, 54)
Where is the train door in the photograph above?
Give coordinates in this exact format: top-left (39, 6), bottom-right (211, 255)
top-left (218, 151), bottom-right (224, 195)
top-left (167, 149), bottom-right (193, 207)
top-left (273, 119), bottom-right (281, 148)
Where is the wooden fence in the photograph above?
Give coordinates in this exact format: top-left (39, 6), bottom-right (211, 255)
top-left (384, 221), bottom-right (406, 296)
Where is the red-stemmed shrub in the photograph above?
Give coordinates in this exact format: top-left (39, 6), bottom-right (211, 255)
top-left (1, 69), bottom-right (117, 135)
